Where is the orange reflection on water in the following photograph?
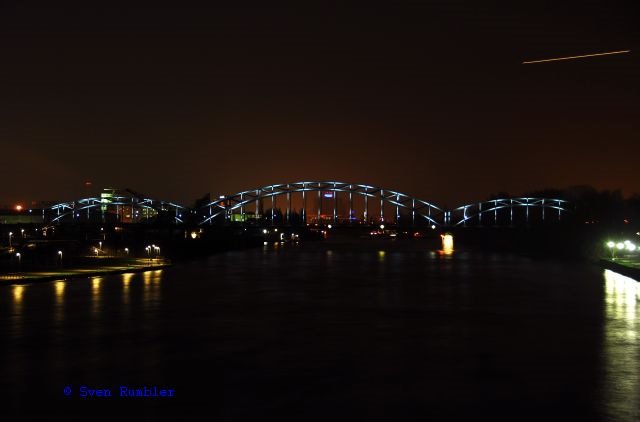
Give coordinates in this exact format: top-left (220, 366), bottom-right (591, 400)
top-left (142, 269), bottom-right (163, 307)
top-left (13, 285), bottom-right (24, 304)
top-left (122, 273), bottom-right (134, 304)
top-left (91, 277), bottom-right (102, 315)
top-left (143, 270), bottom-right (152, 286)
top-left (55, 281), bottom-right (65, 300)
top-left (122, 273), bottom-right (133, 290)
top-left (92, 277), bottom-right (102, 291)
top-left (54, 281), bottom-right (65, 322)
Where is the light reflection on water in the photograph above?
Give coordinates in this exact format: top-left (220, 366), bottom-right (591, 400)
top-left (54, 281), bottom-right (65, 323)
top-left (3, 247), bottom-right (640, 420)
top-left (603, 269), bottom-right (640, 421)
top-left (12, 285), bottom-right (24, 307)
top-left (91, 277), bottom-right (102, 316)
top-left (143, 269), bottom-right (162, 309)
top-left (122, 273), bottom-right (133, 305)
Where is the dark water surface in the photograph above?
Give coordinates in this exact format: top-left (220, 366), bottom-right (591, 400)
top-left (1, 239), bottom-right (639, 421)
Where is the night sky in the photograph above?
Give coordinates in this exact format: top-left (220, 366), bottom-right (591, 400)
top-left (1, 2), bottom-right (637, 208)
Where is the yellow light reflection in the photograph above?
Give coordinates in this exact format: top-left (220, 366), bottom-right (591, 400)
top-left (143, 269), bottom-right (163, 307)
top-left (604, 269), bottom-right (638, 323)
top-left (92, 277), bottom-right (102, 292)
top-left (152, 269), bottom-right (163, 284)
top-left (55, 281), bottom-right (65, 301)
top-left (143, 270), bottom-right (152, 286)
top-left (603, 269), bottom-right (640, 417)
top-left (13, 285), bottom-right (24, 304)
top-left (53, 281), bottom-right (65, 323)
top-left (122, 273), bottom-right (133, 289)
top-left (91, 277), bottom-right (102, 316)
top-left (122, 273), bottom-right (133, 303)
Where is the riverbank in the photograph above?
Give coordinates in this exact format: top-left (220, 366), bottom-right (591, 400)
top-left (599, 258), bottom-right (640, 281)
top-left (0, 260), bottom-right (172, 286)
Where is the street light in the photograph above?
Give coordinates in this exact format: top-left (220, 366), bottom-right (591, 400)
top-left (607, 241), bottom-right (616, 259)
top-left (20, 229), bottom-right (24, 239)
top-left (16, 252), bottom-right (21, 268)
top-left (57, 250), bottom-right (63, 266)
top-left (8, 232), bottom-right (12, 247)
top-left (124, 247), bottom-right (129, 256)
top-left (146, 246), bottom-right (151, 263)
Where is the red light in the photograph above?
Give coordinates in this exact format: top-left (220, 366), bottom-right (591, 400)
top-left (15, 205), bottom-right (23, 211)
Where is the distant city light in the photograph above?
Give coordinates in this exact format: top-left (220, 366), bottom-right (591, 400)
top-left (441, 233), bottom-right (454, 255)
top-left (14, 205), bottom-right (23, 211)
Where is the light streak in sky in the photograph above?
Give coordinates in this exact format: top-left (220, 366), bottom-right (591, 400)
top-left (522, 50), bottom-right (630, 64)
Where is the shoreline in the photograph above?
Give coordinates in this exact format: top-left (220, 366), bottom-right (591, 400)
top-left (599, 259), bottom-right (640, 281)
top-left (0, 263), bottom-right (172, 286)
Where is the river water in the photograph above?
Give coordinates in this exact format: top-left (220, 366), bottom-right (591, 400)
top-left (0, 239), bottom-right (639, 421)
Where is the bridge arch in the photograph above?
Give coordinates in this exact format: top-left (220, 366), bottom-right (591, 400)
top-left (45, 195), bottom-right (186, 224)
top-left (449, 197), bottom-right (571, 227)
top-left (198, 181), bottom-right (444, 226)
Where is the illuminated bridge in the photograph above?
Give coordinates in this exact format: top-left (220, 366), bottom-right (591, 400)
top-left (196, 181), bottom-right (571, 227)
top-left (43, 195), bottom-right (186, 224)
top-left (40, 181), bottom-right (572, 227)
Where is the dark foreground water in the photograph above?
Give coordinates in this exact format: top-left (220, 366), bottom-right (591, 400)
top-left (1, 239), bottom-right (639, 421)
